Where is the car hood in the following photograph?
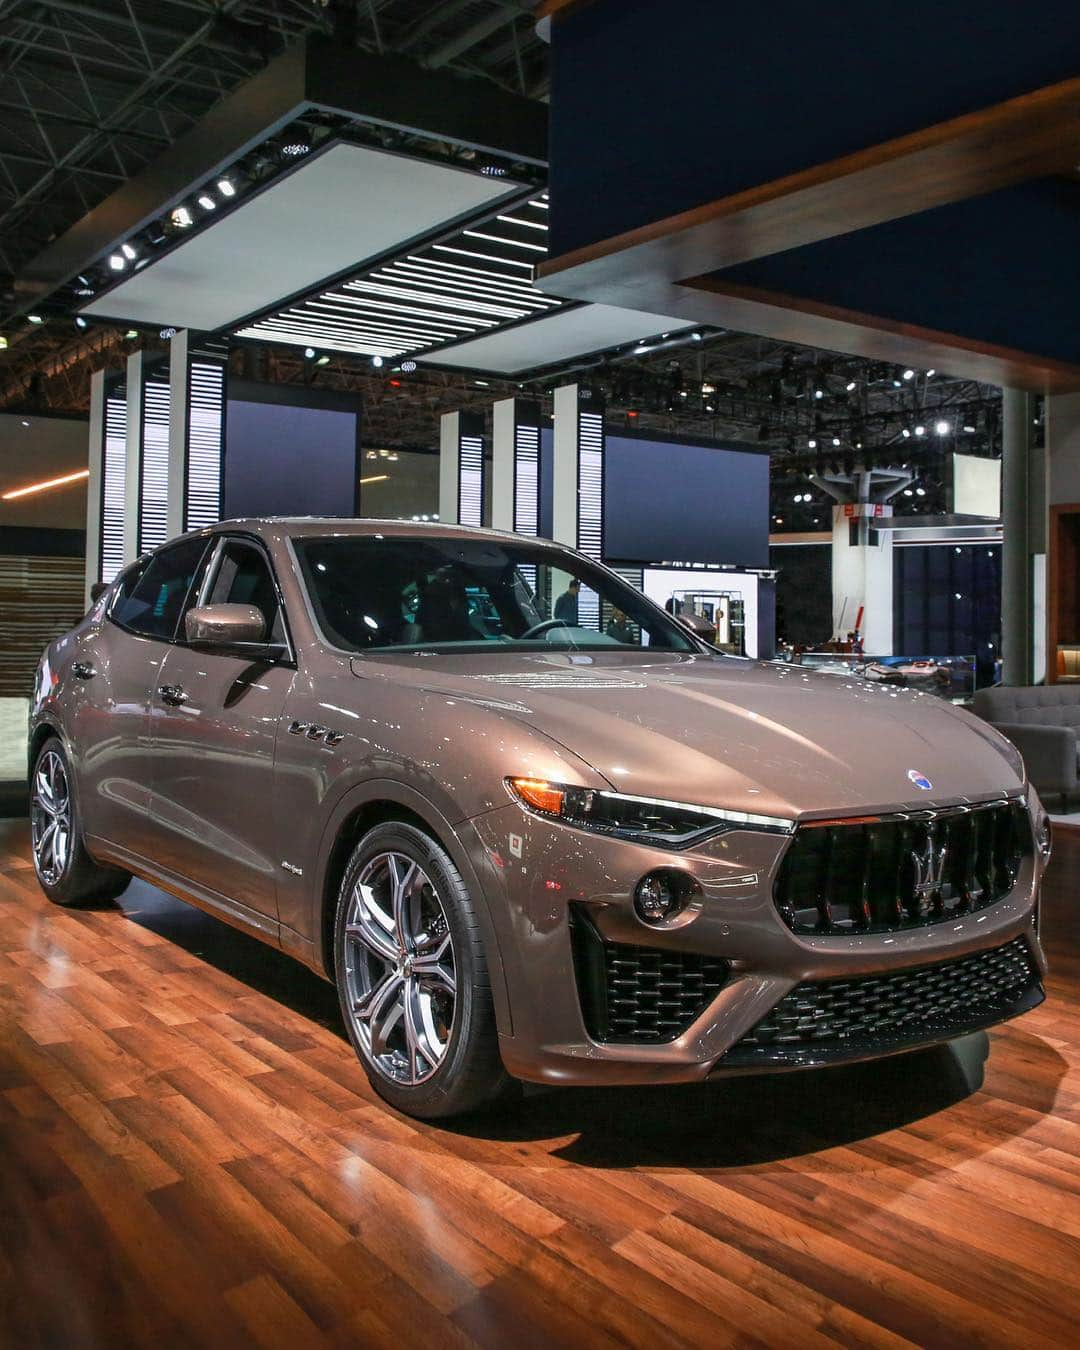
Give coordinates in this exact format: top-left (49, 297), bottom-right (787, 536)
top-left (352, 649), bottom-right (1022, 821)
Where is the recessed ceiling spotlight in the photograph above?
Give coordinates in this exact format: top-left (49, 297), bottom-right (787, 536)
top-left (121, 243), bottom-right (136, 260)
top-left (914, 424), bottom-right (925, 436)
top-left (902, 368), bottom-right (915, 380)
top-left (171, 206), bottom-right (193, 228)
top-left (479, 164), bottom-right (508, 176)
top-left (814, 388), bottom-right (824, 399)
top-left (304, 347), bottom-right (316, 359)
top-left (0, 335), bottom-right (8, 349)
top-left (109, 254), bottom-right (125, 271)
top-left (315, 354), bottom-right (330, 366)
top-left (963, 423), bottom-right (976, 433)
top-left (808, 438), bottom-right (817, 448)
top-left (217, 177), bottom-right (236, 197)
top-left (371, 355), bottom-right (383, 368)
top-left (926, 369), bottom-right (936, 377)
top-left (845, 380), bottom-right (857, 391)
top-left (935, 419), bottom-right (950, 435)
top-left (831, 437), bottom-right (841, 446)
top-left (916, 486), bottom-right (926, 496)
top-left (197, 194), bottom-right (216, 211)
top-left (281, 141), bottom-right (310, 157)
top-left (159, 326), bottom-right (177, 339)
top-left (74, 317), bottom-right (88, 330)
top-left (901, 428), bottom-right (911, 438)
top-left (27, 313), bottom-right (44, 324)
top-left (124, 329), bottom-right (138, 339)
top-left (400, 360), bottom-right (417, 373)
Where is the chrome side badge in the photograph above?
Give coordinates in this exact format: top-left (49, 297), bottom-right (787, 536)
top-left (908, 769), bottom-right (933, 792)
top-left (281, 860), bottom-right (303, 876)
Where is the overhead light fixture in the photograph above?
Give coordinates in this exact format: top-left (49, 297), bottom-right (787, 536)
top-left (814, 388), bottom-right (824, 399)
top-left (400, 360), bottom-right (417, 373)
top-left (109, 254), bottom-right (125, 271)
top-left (903, 369), bottom-right (915, 381)
top-left (281, 141), bottom-right (310, 157)
top-left (901, 428), bottom-right (911, 438)
top-left (916, 487), bottom-right (926, 496)
top-left (2, 468), bottom-right (90, 501)
top-left (358, 474), bottom-right (390, 484)
top-left (74, 317), bottom-right (88, 330)
top-left (171, 206), bottom-right (193, 228)
top-left (914, 424), bottom-right (925, 436)
top-left (217, 177), bottom-right (236, 198)
top-left (832, 437), bottom-right (841, 447)
top-left (845, 380), bottom-right (857, 392)
top-left (197, 194), bottom-right (216, 211)
top-left (479, 164), bottom-right (508, 177)
top-left (27, 314), bottom-right (44, 325)
top-left (304, 347), bottom-right (316, 359)
top-left (963, 424), bottom-right (976, 433)
top-left (315, 354), bottom-right (331, 366)
top-left (926, 369), bottom-right (936, 377)
top-left (807, 438), bottom-right (817, 448)
top-left (935, 419), bottom-right (950, 435)
top-left (124, 329), bottom-right (138, 339)
top-left (0, 335), bottom-right (7, 349)
top-left (121, 243), bottom-right (136, 261)
top-left (159, 326), bottom-right (177, 339)
top-left (371, 356), bottom-right (383, 368)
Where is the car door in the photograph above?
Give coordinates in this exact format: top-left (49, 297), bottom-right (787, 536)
top-left (71, 536), bottom-right (211, 852)
top-left (147, 534), bottom-right (296, 927)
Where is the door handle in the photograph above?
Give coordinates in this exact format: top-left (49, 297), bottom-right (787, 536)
top-left (158, 684), bottom-right (188, 707)
top-left (71, 660), bottom-right (96, 680)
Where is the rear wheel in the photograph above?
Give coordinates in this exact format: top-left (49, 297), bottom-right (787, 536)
top-left (333, 821), bottom-right (513, 1118)
top-left (31, 738), bottom-right (130, 907)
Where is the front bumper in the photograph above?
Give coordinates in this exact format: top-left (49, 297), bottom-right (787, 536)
top-left (464, 785), bottom-right (1048, 1087)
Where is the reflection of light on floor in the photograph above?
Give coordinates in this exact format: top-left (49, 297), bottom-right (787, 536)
top-left (0, 697), bottom-right (29, 780)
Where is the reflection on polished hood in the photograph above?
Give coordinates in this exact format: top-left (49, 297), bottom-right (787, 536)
top-left (354, 649), bottom-right (1022, 822)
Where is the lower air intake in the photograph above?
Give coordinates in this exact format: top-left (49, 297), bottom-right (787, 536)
top-left (569, 906), bottom-right (728, 1043)
top-left (722, 934), bottom-right (1042, 1069)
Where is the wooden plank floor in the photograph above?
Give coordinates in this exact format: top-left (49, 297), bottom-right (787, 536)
top-left (1, 814), bottom-right (1078, 1349)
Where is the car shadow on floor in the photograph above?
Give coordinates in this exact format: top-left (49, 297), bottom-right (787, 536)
top-left (104, 874), bottom-right (1067, 1171)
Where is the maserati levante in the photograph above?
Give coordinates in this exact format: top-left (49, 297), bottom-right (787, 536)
top-left (29, 519), bottom-right (1050, 1117)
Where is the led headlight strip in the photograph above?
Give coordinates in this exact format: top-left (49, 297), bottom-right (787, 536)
top-left (507, 777), bottom-right (794, 849)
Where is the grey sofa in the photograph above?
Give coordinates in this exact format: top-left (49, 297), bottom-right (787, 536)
top-left (972, 684), bottom-right (1080, 808)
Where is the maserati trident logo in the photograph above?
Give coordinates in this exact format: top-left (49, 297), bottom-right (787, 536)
top-left (910, 826), bottom-right (947, 916)
top-left (908, 769), bottom-right (933, 791)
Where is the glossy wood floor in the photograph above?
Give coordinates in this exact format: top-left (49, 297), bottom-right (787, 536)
top-left (1, 817), bottom-right (1078, 1349)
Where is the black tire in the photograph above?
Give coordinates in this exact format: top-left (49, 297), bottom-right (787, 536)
top-left (333, 820), bottom-right (514, 1119)
top-left (30, 736), bottom-right (131, 907)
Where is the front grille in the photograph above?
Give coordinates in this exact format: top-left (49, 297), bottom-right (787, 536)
top-left (774, 800), bottom-right (1030, 936)
top-left (569, 906), bottom-right (728, 1043)
top-left (722, 935), bottom-right (1043, 1069)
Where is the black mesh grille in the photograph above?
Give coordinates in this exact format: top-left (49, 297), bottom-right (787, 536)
top-left (774, 800), bottom-right (1030, 936)
top-left (569, 907), bottom-right (728, 1043)
top-left (723, 935), bottom-right (1043, 1068)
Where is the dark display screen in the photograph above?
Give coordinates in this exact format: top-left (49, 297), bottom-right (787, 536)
top-left (223, 397), bottom-right (359, 519)
top-left (603, 433), bottom-right (769, 567)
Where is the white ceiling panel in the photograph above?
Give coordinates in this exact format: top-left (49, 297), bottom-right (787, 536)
top-left (81, 144), bottom-right (515, 330)
top-left (421, 304), bottom-right (699, 373)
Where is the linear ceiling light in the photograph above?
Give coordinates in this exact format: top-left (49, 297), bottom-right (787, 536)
top-left (2, 468), bottom-right (90, 500)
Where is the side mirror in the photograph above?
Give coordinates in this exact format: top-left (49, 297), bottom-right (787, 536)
top-left (185, 603), bottom-right (267, 646)
top-left (677, 611), bottom-right (718, 644)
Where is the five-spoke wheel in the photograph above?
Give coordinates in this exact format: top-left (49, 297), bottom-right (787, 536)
top-left (31, 746), bottom-right (72, 887)
top-left (334, 822), bottom-right (512, 1118)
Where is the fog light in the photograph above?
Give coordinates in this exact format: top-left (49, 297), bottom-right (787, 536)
top-left (634, 869), bottom-right (700, 925)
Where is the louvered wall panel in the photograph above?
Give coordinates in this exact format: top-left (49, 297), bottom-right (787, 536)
top-left (0, 556), bottom-right (86, 697)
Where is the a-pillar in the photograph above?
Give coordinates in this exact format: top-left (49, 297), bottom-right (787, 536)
top-left (552, 383), bottom-right (604, 627)
top-left (438, 410), bottom-right (486, 526)
top-left (490, 397), bottom-right (541, 536)
top-left (166, 330), bottom-right (228, 538)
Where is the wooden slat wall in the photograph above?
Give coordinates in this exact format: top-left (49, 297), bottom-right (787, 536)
top-left (0, 554), bottom-right (86, 697)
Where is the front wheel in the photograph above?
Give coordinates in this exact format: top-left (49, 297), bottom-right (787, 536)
top-left (31, 737), bottom-right (131, 906)
top-left (333, 821), bottom-right (514, 1118)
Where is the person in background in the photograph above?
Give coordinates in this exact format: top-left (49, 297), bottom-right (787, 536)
top-left (554, 577), bottom-right (580, 625)
top-left (606, 606), bottom-right (636, 645)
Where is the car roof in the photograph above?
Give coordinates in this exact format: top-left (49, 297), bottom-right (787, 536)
top-left (198, 517), bottom-right (568, 547)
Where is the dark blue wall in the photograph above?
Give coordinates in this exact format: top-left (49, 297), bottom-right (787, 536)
top-left (549, 0), bottom-right (1080, 258)
top-left (223, 397), bottom-right (360, 519)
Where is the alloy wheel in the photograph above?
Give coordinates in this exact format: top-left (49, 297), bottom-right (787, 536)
top-left (31, 748), bottom-right (72, 887)
top-left (342, 851), bottom-right (457, 1085)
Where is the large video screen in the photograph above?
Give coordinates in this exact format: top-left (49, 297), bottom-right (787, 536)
top-left (604, 433), bottom-right (769, 568)
top-left (223, 392), bottom-right (360, 519)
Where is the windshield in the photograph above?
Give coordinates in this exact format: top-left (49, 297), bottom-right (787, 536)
top-left (294, 534), bottom-right (699, 655)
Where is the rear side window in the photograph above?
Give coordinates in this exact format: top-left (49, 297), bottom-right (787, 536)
top-left (111, 536), bottom-right (209, 640)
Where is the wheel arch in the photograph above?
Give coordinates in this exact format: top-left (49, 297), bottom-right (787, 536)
top-left (313, 780), bottom-right (513, 1036)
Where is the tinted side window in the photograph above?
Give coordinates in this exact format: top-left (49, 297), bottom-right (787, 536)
top-left (111, 537), bottom-right (209, 640)
top-left (206, 540), bottom-right (285, 644)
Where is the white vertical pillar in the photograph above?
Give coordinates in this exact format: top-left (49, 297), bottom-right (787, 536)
top-left (439, 411), bottom-right (461, 524)
top-left (551, 384), bottom-right (579, 549)
top-left (85, 370), bottom-right (105, 605)
top-left (123, 350), bottom-right (144, 564)
top-left (491, 397), bottom-right (541, 537)
top-left (491, 399), bottom-right (515, 532)
top-left (438, 410), bottom-right (485, 526)
top-left (166, 328), bottom-right (191, 539)
top-left (830, 503), bottom-right (894, 654)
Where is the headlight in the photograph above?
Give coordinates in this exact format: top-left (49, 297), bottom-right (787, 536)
top-left (506, 777), bottom-right (793, 849)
